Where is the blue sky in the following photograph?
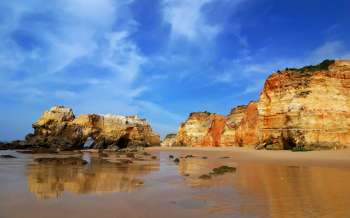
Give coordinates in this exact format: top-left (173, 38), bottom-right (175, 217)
top-left (0, 0), bottom-right (350, 141)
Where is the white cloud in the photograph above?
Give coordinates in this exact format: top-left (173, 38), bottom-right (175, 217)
top-left (163, 0), bottom-right (220, 41)
top-left (103, 31), bottom-right (147, 83)
top-left (310, 40), bottom-right (350, 62)
top-left (0, 0), bottom-right (184, 140)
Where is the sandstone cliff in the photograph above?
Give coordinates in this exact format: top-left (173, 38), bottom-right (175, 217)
top-left (176, 112), bottom-right (226, 147)
top-left (172, 60), bottom-right (350, 149)
top-left (161, 133), bottom-right (177, 147)
top-left (24, 106), bottom-right (160, 150)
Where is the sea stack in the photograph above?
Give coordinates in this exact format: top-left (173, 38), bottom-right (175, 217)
top-left (22, 106), bottom-right (160, 150)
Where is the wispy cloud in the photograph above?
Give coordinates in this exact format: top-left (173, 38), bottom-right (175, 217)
top-left (0, 0), bottom-right (182, 139)
top-left (310, 40), bottom-right (350, 62)
top-left (1, 0), bottom-right (350, 141)
top-left (162, 0), bottom-right (220, 41)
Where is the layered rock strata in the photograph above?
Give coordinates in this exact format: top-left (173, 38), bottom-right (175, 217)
top-left (22, 106), bottom-right (160, 150)
top-left (172, 60), bottom-right (350, 149)
top-left (160, 134), bottom-right (178, 147)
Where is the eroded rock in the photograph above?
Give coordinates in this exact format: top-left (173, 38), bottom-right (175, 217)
top-left (173, 60), bottom-right (350, 149)
top-left (22, 106), bottom-right (160, 150)
top-left (161, 133), bottom-right (178, 147)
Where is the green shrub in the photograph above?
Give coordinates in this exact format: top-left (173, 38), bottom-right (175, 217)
top-left (291, 146), bottom-right (312, 152)
top-left (285, 59), bottom-right (335, 73)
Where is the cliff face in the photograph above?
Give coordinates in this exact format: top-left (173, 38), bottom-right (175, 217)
top-left (175, 112), bottom-right (226, 147)
top-left (160, 134), bottom-right (177, 147)
top-left (173, 60), bottom-right (350, 149)
top-left (25, 106), bottom-right (160, 149)
top-left (258, 60), bottom-right (350, 149)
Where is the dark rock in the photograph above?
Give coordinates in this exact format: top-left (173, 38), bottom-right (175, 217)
top-left (0, 154), bottom-right (16, 158)
top-left (0, 142), bottom-right (8, 150)
top-left (16, 148), bottom-right (58, 154)
top-left (98, 152), bottom-right (109, 158)
top-left (2, 140), bottom-right (32, 150)
top-left (198, 174), bottom-right (211, 179)
top-left (119, 159), bottom-right (133, 164)
top-left (34, 157), bottom-right (87, 165)
top-left (210, 166), bottom-right (236, 175)
top-left (142, 152), bottom-right (151, 156)
top-left (126, 152), bottom-right (135, 158)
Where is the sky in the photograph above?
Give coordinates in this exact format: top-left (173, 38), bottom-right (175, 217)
top-left (0, 0), bottom-right (350, 141)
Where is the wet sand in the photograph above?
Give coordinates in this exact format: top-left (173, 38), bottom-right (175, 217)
top-left (1, 148), bottom-right (350, 218)
top-left (149, 147), bottom-right (350, 167)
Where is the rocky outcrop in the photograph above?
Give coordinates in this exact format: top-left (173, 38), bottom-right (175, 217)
top-left (22, 106), bottom-right (160, 150)
top-left (161, 133), bottom-right (178, 147)
top-left (175, 60), bottom-right (350, 149)
top-left (175, 112), bottom-right (226, 147)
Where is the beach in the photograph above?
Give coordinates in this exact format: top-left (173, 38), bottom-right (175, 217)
top-left (148, 147), bottom-right (350, 168)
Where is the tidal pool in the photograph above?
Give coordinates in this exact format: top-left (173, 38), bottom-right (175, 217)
top-left (0, 149), bottom-right (350, 218)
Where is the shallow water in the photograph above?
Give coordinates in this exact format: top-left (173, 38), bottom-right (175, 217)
top-left (1, 150), bottom-right (350, 218)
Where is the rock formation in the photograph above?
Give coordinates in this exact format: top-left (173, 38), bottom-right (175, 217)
top-left (175, 112), bottom-right (226, 147)
top-left (160, 133), bottom-right (177, 147)
top-left (172, 60), bottom-right (350, 149)
top-left (23, 106), bottom-right (160, 150)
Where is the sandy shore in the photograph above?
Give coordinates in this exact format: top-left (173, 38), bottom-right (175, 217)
top-left (147, 146), bottom-right (350, 168)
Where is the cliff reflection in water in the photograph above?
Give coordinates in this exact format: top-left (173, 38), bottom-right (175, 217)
top-left (26, 153), bottom-right (159, 199)
top-left (177, 156), bottom-right (350, 218)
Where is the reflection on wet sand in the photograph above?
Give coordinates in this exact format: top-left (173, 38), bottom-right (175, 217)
top-left (176, 154), bottom-right (350, 218)
top-left (235, 165), bottom-right (350, 218)
top-left (27, 153), bottom-right (159, 199)
top-left (1, 150), bottom-right (350, 218)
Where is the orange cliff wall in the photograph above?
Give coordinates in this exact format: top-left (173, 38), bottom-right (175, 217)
top-left (173, 60), bottom-right (350, 149)
top-left (176, 112), bottom-right (226, 147)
